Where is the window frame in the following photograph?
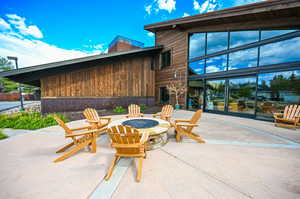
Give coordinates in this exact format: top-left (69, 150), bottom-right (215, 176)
top-left (160, 49), bottom-right (172, 70)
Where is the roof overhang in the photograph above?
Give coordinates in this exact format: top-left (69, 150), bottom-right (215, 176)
top-left (144, 0), bottom-right (300, 32)
top-left (0, 46), bottom-right (162, 87)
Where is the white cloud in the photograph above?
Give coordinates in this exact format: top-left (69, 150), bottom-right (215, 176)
top-left (0, 14), bottom-right (104, 68)
top-left (145, 5), bottom-right (152, 15)
top-left (156, 0), bottom-right (176, 13)
top-left (145, 0), bottom-right (176, 15)
top-left (193, 0), bottom-right (217, 14)
top-left (6, 14), bottom-right (43, 39)
top-left (147, 32), bottom-right (155, 37)
top-left (0, 18), bottom-right (11, 31)
top-left (183, 12), bottom-right (190, 17)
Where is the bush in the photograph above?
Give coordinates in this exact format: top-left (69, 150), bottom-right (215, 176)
top-left (0, 112), bottom-right (68, 130)
top-left (0, 129), bottom-right (8, 140)
top-left (140, 104), bottom-right (147, 111)
top-left (113, 106), bottom-right (126, 113)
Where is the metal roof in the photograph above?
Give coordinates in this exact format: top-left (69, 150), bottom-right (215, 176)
top-left (108, 35), bottom-right (144, 49)
top-left (0, 46), bottom-right (162, 86)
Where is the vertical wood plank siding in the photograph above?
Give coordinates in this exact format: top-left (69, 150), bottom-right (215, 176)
top-left (155, 29), bottom-right (188, 106)
top-left (40, 56), bottom-right (155, 98)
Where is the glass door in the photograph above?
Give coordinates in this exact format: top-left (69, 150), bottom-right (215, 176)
top-left (228, 77), bottom-right (256, 115)
top-left (205, 79), bottom-right (226, 111)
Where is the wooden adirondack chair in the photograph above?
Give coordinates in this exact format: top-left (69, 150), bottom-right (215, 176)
top-left (83, 108), bottom-right (111, 133)
top-left (53, 117), bottom-right (100, 163)
top-left (105, 125), bottom-right (149, 182)
top-left (273, 105), bottom-right (300, 129)
top-left (126, 104), bottom-right (144, 118)
top-left (153, 104), bottom-right (174, 121)
top-left (174, 110), bottom-right (205, 143)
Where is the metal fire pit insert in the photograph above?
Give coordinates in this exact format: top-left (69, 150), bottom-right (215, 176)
top-left (122, 119), bottom-right (159, 129)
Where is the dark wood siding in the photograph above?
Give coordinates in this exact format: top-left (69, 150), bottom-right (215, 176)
top-left (40, 56), bottom-right (155, 98)
top-left (155, 29), bottom-right (188, 105)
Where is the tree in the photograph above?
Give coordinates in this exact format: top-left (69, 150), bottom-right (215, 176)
top-left (0, 57), bottom-right (13, 71)
top-left (166, 82), bottom-right (187, 106)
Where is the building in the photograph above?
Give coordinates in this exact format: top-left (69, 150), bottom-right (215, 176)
top-left (1, 0), bottom-right (300, 120)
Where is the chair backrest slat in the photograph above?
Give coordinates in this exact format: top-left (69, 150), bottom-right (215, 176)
top-left (108, 125), bottom-right (140, 145)
top-left (128, 104), bottom-right (141, 117)
top-left (187, 110), bottom-right (202, 132)
top-left (83, 108), bottom-right (100, 123)
top-left (283, 105), bottom-right (300, 120)
top-left (161, 105), bottom-right (174, 119)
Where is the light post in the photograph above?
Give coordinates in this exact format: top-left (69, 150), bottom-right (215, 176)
top-left (7, 56), bottom-right (24, 111)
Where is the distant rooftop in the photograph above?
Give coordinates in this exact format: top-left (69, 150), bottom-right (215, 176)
top-left (108, 35), bottom-right (144, 49)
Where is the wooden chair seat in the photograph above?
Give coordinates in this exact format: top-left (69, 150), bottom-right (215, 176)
top-left (153, 104), bottom-right (174, 121)
top-left (126, 104), bottom-right (144, 118)
top-left (105, 125), bottom-right (149, 182)
top-left (53, 117), bottom-right (101, 163)
top-left (273, 105), bottom-right (300, 129)
top-left (174, 110), bottom-right (205, 143)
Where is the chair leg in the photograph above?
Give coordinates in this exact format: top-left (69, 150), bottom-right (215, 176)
top-left (187, 132), bottom-right (205, 143)
top-left (90, 134), bottom-right (97, 153)
top-left (105, 156), bottom-right (120, 180)
top-left (53, 141), bottom-right (89, 163)
top-left (56, 142), bottom-right (74, 153)
top-left (136, 157), bottom-right (143, 182)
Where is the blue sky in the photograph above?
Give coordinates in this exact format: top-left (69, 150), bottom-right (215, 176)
top-left (0, 0), bottom-right (265, 67)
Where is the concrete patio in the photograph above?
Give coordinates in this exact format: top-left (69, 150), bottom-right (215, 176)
top-left (0, 110), bottom-right (300, 199)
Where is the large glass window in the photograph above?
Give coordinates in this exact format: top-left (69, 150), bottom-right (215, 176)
top-left (189, 33), bottom-right (206, 59)
top-left (206, 80), bottom-right (226, 111)
top-left (206, 54), bottom-right (227, 73)
top-left (261, 30), bottom-right (297, 40)
top-left (257, 70), bottom-right (300, 119)
top-left (189, 60), bottom-right (205, 75)
top-left (259, 37), bottom-right (300, 66)
top-left (188, 80), bottom-right (204, 109)
top-left (228, 47), bottom-right (258, 70)
top-left (230, 31), bottom-right (259, 48)
top-left (207, 32), bottom-right (228, 54)
top-left (228, 77), bottom-right (256, 114)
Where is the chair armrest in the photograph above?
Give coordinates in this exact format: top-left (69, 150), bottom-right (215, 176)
top-left (153, 113), bottom-right (161, 118)
top-left (70, 125), bottom-right (91, 131)
top-left (176, 123), bottom-right (199, 127)
top-left (175, 120), bottom-right (191, 123)
top-left (140, 132), bottom-right (150, 144)
top-left (66, 129), bottom-right (99, 137)
top-left (273, 113), bottom-right (283, 119)
top-left (85, 119), bottom-right (99, 123)
top-left (100, 117), bottom-right (112, 122)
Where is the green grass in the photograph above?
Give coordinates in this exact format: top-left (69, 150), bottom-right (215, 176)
top-left (0, 129), bottom-right (8, 140)
top-left (0, 112), bottom-right (68, 130)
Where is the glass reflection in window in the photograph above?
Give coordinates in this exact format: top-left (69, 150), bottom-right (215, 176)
top-left (260, 37), bottom-right (300, 66)
top-left (189, 33), bottom-right (206, 59)
top-left (206, 54), bottom-right (227, 73)
top-left (189, 60), bottom-right (205, 75)
top-left (256, 70), bottom-right (300, 119)
top-left (261, 30), bottom-right (297, 40)
top-left (207, 32), bottom-right (228, 54)
top-left (188, 80), bottom-right (204, 109)
top-left (228, 47), bottom-right (258, 70)
top-left (230, 31), bottom-right (259, 48)
top-left (206, 80), bottom-right (226, 111)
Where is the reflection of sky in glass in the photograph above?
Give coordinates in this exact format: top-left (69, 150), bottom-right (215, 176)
top-left (230, 77), bottom-right (256, 86)
top-left (230, 31), bottom-right (259, 48)
top-left (189, 60), bottom-right (205, 75)
top-left (207, 32), bottom-right (228, 54)
top-left (189, 33), bottom-right (206, 59)
top-left (206, 54), bottom-right (227, 73)
top-left (258, 70), bottom-right (300, 88)
top-left (261, 30), bottom-right (297, 40)
top-left (228, 47), bottom-right (258, 70)
top-left (260, 37), bottom-right (300, 66)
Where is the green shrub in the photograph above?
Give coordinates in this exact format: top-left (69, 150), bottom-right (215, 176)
top-left (113, 106), bottom-right (126, 113)
top-left (0, 112), bottom-right (68, 130)
top-left (0, 129), bottom-right (8, 140)
top-left (140, 104), bottom-right (147, 111)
